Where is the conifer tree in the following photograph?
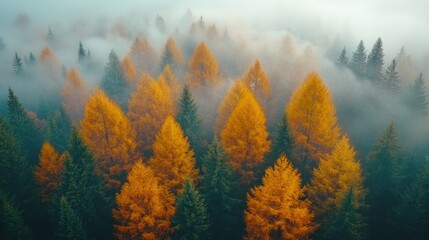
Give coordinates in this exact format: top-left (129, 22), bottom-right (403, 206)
top-left (61, 68), bottom-right (88, 122)
top-left (267, 116), bottom-right (294, 169)
top-left (129, 37), bottom-right (158, 75)
top-left (350, 41), bottom-right (367, 78)
top-left (173, 180), bottom-right (210, 240)
top-left (27, 52), bottom-right (36, 65)
top-left (56, 197), bottom-right (87, 240)
top-left (404, 73), bottom-right (428, 114)
top-left (383, 59), bottom-right (400, 93)
top-left (100, 50), bottom-right (128, 107)
top-left (366, 38), bottom-right (385, 81)
top-left (186, 42), bottom-right (220, 89)
top-left (121, 56), bottom-right (137, 87)
top-left (160, 64), bottom-right (181, 103)
top-left (241, 59), bottom-right (271, 99)
top-left (12, 52), bottom-right (24, 76)
top-left (47, 107), bottom-right (72, 152)
top-left (77, 41), bottom-right (86, 63)
top-left (160, 37), bottom-right (184, 70)
top-left (0, 191), bottom-right (33, 240)
top-left (337, 47), bottom-right (349, 67)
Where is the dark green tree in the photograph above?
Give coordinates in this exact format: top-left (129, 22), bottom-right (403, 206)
top-left (12, 52), bottom-right (24, 76)
top-left (27, 52), bottom-right (36, 65)
top-left (337, 47), bottom-right (349, 67)
top-left (100, 50), bottom-right (128, 108)
top-left (0, 191), bottom-right (33, 240)
top-left (47, 107), bottom-right (72, 152)
top-left (155, 15), bottom-right (166, 33)
top-left (350, 40), bottom-right (367, 78)
top-left (366, 38), bottom-right (385, 82)
top-left (266, 116), bottom-right (294, 169)
top-left (77, 41), bottom-right (86, 63)
top-left (7, 88), bottom-right (43, 165)
top-left (404, 73), bottom-right (428, 115)
top-left (365, 123), bottom-right (400, 240)
top-left (173, 180), bottom-right (210, 240)
top-left (383, 59), bottom-right (400, 93)
top-left (56, 196), bottom-right (87, 240)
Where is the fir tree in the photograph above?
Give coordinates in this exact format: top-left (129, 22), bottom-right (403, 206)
top-left (47, 107), bottom-right (72, 153)
top-left (100, 50), bottom-right (128, 108)
top-left (56, 197), bottom-right (87, 240)
top-left (383, 59), bottom-right (400, 93)
top-left (0, 191), bottom-right (33, 240)
top-left (404, 73), bottom-right (428, 114)
top-left (366, 38), bottom-right (385, 82)
top-left (337, 47), bottom-right (349, 67)
top-left (12, 52), bottom-right (24, 76)
top-left (77, 41), bottom-right (86, 63)
top-left (27, 52), bottom-right (36, 65)
top-left (173, 180), bottom-right (210, 240)
top-left (267, 116), bottom-right (294, 169)
top-left (350, 40), bottom-right (367, 78)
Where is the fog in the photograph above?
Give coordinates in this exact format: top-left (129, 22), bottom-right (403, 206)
top-left (1, 0), bottom-right (429, 156)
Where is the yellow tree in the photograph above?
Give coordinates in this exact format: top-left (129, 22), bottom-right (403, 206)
top-left (113, 161), bottom-right (174, 240)
top-left (186, 42), bottom-right (220, 89)
top-left (34, 142), bottom-right (65, 203)
top-left (220, 90), bottom-right (270, 183)
top-left (81, 88), bottom-right (139, 191)
top-left (242, 59), bottom-right (271, 99)
top-left (306, 136), bottom-right (365, 221)
top-left (245, 155), bottom-right (316, 240)
top-left (122, 55), bottom-right (137, 87)
top-left (149, 116), bottom-right (198, 195)
top-left (128, 75), bottom-right (174, 153)
top-left (61, 68), bottom-right (88, 122)
top-left (215, 80), bottom-right (250, 134)
top-left (39, 47), bottom-right (61, 78)
top-left (286, 72), bottom-right (341, 177)
top-left (129, 37), bottom-right (158, 74)
top-left (159, 64), bottom-right (181, 104)
top-left (160, 36), bottom-right (184, 70)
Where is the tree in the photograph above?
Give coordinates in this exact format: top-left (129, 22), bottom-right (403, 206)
top-left (39, 47), bottom-right (60, 78)
top-left (127, 75), bottom-right (174, 154)
top-left (176, 85), bottom-right (203, 164)
top-left (7, 88), bottom-right (43, 165)
top-left (160, 36), bottom-right (184, 70)
top-left (155, 15), bottom-right (166, 33)
top-left (286, 72), bottom-right (341, 180)
top-left (34, 143), bottom-right (65, 203)
top-left (160, 64), bottom-right (181, 103)
top-left (307, 136), bottom-right (365, 224)
top-left (113, 161), bottom-right (174, 240)
top-left (221, 90), bottom-right (270, 184)
top-left (77, 41), bottom-right (86, 63)
top-left (382, 59), bottom-right (400, 93)
top-left (186, 42), bottom-right (220, 89)
top-left (27, 52), bottom-right (36, 66)
top-left (242, 59), bottom-right (271, 99)
top-left (56, 197), bottom-right (87, 240)
top-left (129, 37), bottom-right (158, 74)
top-left (404, 73), bottom-right (428, 114)
top-left (0, 191), bottom-right (33, 240)
top-left (366, 38), bottom-right (385, 81)
top-left (350, 41), bottom-right (366, 78)
top-left (365, 123), bottom-right (401, 239)
top-left (121, 56), bottom-right (137, 87)
top-left (12, 52), bottom-right (24, 76)
top-left (173, 180), bottom-right (210, 240)
top-left (244, 155), bottom-right (315, 240)
top-left (337, 47), bottom-right (349, 67)
top-left (81, 88), bottom-right (139, 191)
top-left (149, 116), bottom-right (198, 195)
top-left (46, 107), bottom-right (72, 152)
top-left (100, 50), bottom-right (128, 108)
top-left (267, 116), bottom-right (294, 168)
top-left (61, 68), bottom-right (88, 122)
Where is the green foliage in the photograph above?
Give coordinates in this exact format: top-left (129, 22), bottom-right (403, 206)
top-left (173, 180), bottom-right (210, 240)
top-left (100, 50), bottom-right (128, 108)
top-left (267, 116), bottom-right (293, 169)
top-left (404, 73), bottom-right (428, 115)
top-left (47, 107), bottom-right (72, 152)
top-left (383, 59), bottom-right (400, 94)
top-left (366, 38), bottom-right (385, 81)
top-left (12, 52), bottom-right (24, 76)
top-left (0, 191), bottom-right (33, 240)
top-left (337, 47), bottom-right (349, 67)
top-left (350, 40), bottom-right (367, 78)
top-left (56, 196), bottom-right (87, 240)
top-left (77, 41), bottom-right (86, 62)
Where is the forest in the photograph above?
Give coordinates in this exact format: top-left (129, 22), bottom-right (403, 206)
top-left (1, 1), bottom-right (429, 240)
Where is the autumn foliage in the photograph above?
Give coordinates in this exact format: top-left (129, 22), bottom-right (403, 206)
top-left (129, 37), bottom-right (158, 74)
top-left (186, 42), bottom-right (220, 88)
top-left (160, 37), bottom-right (184, 70)
top-left (242, 59), bottom-right (271, 99)
top-left (61, 68), bottom-right (88, 122)
top-left (122, 55), bottom-right (137, 87)
top-left (160, 64), bottom-right (181, 104)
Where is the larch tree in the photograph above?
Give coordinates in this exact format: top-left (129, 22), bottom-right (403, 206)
top-left (121, 55), bottom-right (137, 87)
top-left (382, 59), bottom-right (400, 94)
top-left (128, 74), bottom-right (174, 154)
top-left (160, 36), bottom-right (184, 70)
top-left (350, 40), bottom-right (367, 78)
top-left (34, 142), bottom-right (65, 203)
top-left (242, 59), bottom-right (271, 99)
top-left (160, 64), bottom-right (181, 104)
top-left (306, 136), bottom-right (365, 225)
top-left (220, 90), bottom-right (270, 184)
top-left (46, 107), bottom-right (72, 153)
top-left (186, 42), bottom-right (220, 89)
top-left (286, 72), bottom-right (341, 180)
top-left (39, 47), bottom-right (60, 78)
top-left (0, 191), bottom-right (33, 240)
top-left (61, 68), bottom-right (88, 122)
top-left (81, 88), bottom-right (139, 191)
top-left (337, 47), bottom-right (349, 67)
top-left (100, 50), bottom-right (128, 108)
top-left (245, 155), bottom-right (315, 240)
top-left (149, 116), bottom-right (198, 195)
top-left (129, 37), bottom-right (158, 74)
top-left (366, 37), bottom-right (385, 82)
top-left (172, 180), bottom-right (210, 240)
top-left (113, 161), bottom-right (174, 240)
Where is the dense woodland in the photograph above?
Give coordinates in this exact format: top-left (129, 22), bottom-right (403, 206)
top-left (1, 10), bottom-right (429, 240)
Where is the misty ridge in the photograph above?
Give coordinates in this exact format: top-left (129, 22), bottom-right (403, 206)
top-left (1, 1), bottom-right (429, 240)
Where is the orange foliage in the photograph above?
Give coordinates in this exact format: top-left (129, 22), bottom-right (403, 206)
top-left (160, 36), bottom-right (184, 69)
top-left (35, 142), bottom-right (65, 203)
top-left (114, 161), bottom-right (174, 240)
top-left (81, 88), bottom-right (139, 190)
top-left (242, 59), bottom-right (271, 99)
top-left (129, 37), bottom-right (158, 74)
top-left (159, 65), bottom-right (181, 104)
top-left (245, 155), bottom-right (315, 240)
top-left (39, 47), bottom-right (60, 78)
top-left (122, 56), bottom-right (137, 87)
top-left (186, 42), bottom-right (220, 88)
top-left (61, 68), bottom-right (88, 122)
top-left (149, 116), bottom-right (198, 195)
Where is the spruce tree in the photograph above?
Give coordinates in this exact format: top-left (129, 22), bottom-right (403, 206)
top-left (56, 197), bottom-right (87, 240)
top-left (383, 59), bottom-right (400, 93)
top-left (27, 52), bottom-right (36, 65)
top-left (267, 116), bottom-right (294, 169)
top-left (0, 191), bottom-right (33, 240)
top-left (350, 40), bottom-right (367, 78)
top-left (12, 52), bottom-right (24, 76)
top-left (77, 41), bottom-right (86, 63)
top-left (405, 73), bottom-right (428, 114)
top-left (337, 47), bottom-right (349, 67)
top-left (47, 107), bottom-right (72, 152)
top-left (366, 38), bottom-right (385, 82)
top-left (100, 50), bottom-right (128, 108)
top-left (173, 180), bottom-right (210, 240)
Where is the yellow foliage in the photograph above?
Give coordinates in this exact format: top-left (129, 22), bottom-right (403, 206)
top-left (245, 155), bottom-right (316, 240)
top-left (128, 75), bottom-right (175, 153)
top-left (161, 36), bottom-right (184, 68)
top-left (39, 47), bottom-right (60, 78)
top-left (286, 72), bottom-right (341, 172)
top-left (129, 37), bottom-right (158, 74)
top-left (81, 88), bottom-right (139, 190)
top-left (34, 142), bottom-right (65, 203)
top-left (113, 161), bottom-right (174, 240)
top-left (307, 136), bottom-right (365, 220)
top-left (186, 42), bottom-right (220, 88)
top-left (159, 64), bottom-right (181, 104)
top-left (122, 55), bottom-right (137, 87)
top-left (149, 116), bottom-right (198, 195)
top-left (242, 59), bottom-right (271, 99)
top-left (61, 68), bottom-right (88, 123)
top-left (220, 90), bottom-right (270, 183)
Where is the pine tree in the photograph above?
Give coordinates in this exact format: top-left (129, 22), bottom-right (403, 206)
top-left (176, 85), bottom-right (203, 165)
top-left (350, 41), bottom-right (367, 78)
top-left (405, 73), bottom-right (428, 114)
top-left (173, 180), bottom-right (210, 240)
top-left (7, 88), bottom-right (43, 165)
top-left (100, 50), bottom-right (128, 108)
top-left (47, 107), bottom-right (72, 152)
top-left (383, 59), bottom-right (400, 93)
top-left (267, 116), bottom-right (294, 168)
top-left (337, 47), bottom-right (349, 67)
top-left (244, 155), bottom-right (315, 239)
top-left (0, 191), bottom-right (33, 240)
top-left (366, 38), bottom-right (385, 81)
top-left (186, 42), bottom-right (220, 89)
top-left (12, 52), bottom-right (24, 76)
top-left (160, 37), bottom-right (184, 70)
top-left (242, 60), bottom-right (271, 99)
top-left (77, 41), bottom-right (86, 63)
top-left (56, 197), bottom-right (87, 240)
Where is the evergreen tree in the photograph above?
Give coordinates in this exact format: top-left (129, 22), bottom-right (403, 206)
top-left (100, 50), bottom-right (128, 108)
top-left (0, 191), bottom-right (33, 240)
top-left (173, 180), bottom-right (210, 240)
top-left (47, 107), bottom-right (72, 153)
top-left (337, 47), bottom-right (349, 67)
top-left (27, 52), bottom-right (36, 65)
top-left (267, 116), bottom-right (294, 169)
top-left (366, 38), bottom-right (385, 82)
top-left (155, 15), bottom-right (166, 33)
top-left (77, 41), bottom-right (86, 63)
top-left (176, 85), bottom-right (203, 165)
top-left (404, 73), bottom-right (428, 114)
top-left (350, 40), bottom-right (367, 78)
top-left (56, 197), bottom-right (87, 240)
top-left (46, 27), bottom-right (54, 43)
top-left (383, 59), bottom-right (400, 93)
top-left (7, 88), bottom-right (43, 165)
top-left (12, 52), bottom-right (24, 76)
